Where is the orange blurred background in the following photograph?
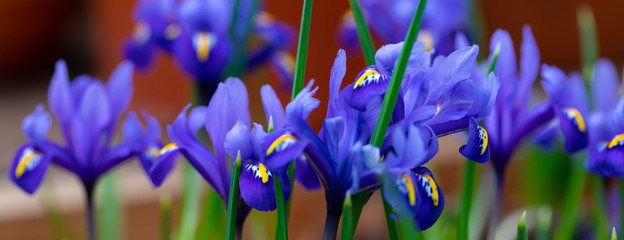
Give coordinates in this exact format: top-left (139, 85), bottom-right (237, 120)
top-left (1, 0), bottom-right (624, 239)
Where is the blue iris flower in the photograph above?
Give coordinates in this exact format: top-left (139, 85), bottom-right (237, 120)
top-left (458, 26), bottom-right (588, 174)
top-left (9, 60), bottom-right (160, 195)
top-left (124, 0), bottom-right (296, 86)
top-left (266, 41), bottom-right (499, 233)
top-left (147, 78), bottom-right (319, 223)
top-left (338, 0), bottom-right (472, 55)
top-left (534, 59), bottom-right (624, 177)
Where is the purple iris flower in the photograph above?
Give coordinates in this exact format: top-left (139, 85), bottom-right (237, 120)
top-left (267, 42), bottom-right (499, 235)
top-left (535, 59), bottom-right (624, 177)
top-left (338, 0), bottom-right (472, 56)
top-left (8, 60), bottom-right (160, 194)
top-left (123, 0), bottom-right (180, 68)
top-left (147, 78), bottom-right (319, 225)
top-left (124, 0), bottom-right (296, 87)
top-left (461, 26), bottom-right (588, 175)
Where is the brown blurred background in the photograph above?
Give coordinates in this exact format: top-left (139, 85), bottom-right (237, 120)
top-left (1, 0), bottom-right (623, 239)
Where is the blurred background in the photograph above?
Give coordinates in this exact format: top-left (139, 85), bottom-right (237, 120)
top-left (1, 0), bottom-right (624, 239)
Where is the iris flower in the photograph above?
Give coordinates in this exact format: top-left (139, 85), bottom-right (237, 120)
top-left (267, 41), bottom-right (499, 236)
top-left (338, 0), bottom-right (472, 55)
top-left (457, 26), bottom-right (588, 229)
top-left (8, 60), bottom-right (157, 239)
top-left (535, 59), bottom-right (624, 177)
top-left (148, 77), bottom-right (318, 234)
top-left (124, 0), bottom-right (296, 87)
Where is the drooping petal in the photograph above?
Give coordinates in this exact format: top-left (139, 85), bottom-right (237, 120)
top-left (239, 161), bottom-right (290, 211)
top-left (224, 120), bottom-right (253, 160)
top-left (260, 85), bottom-right (286, 130)
top-left (8, 143), bottom-right (52, 194)
top-left (149, 143), bottom-right (181, 187)
top-left (294, 156), bottom-right (321, 190)
top-left (555, 107), bottom-right (588, 153)
top-left (459, 118), bottom-right (490, 163)
top-left (342, 66), bottom-right (391, 111)
top-left (263, 128), bottom-right (307, 172)
top-left (47, 60), bottom-right (73, 125)
top-left (411, 167), bottom-right (444, 230)
top-left (107, 61), bottom-right (134, 119)
top-left (425, 45), bottom-right (479, 104)
top-left (592, 58), bottom-right (619, 112)
top-left (22, 105), bottom-right (52, 143)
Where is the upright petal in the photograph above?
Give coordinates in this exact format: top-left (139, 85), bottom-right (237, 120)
top-left (425, 45), bottom-right (478, 104)
top-left (489, 29), bottom-right (517, 88)
top-left (592, 58), bottom-right (619, 112)
top-left (8, 144), bottom-right (52, 194)
top-left (47, 60), bottom-right (73, 124)
top-left (516, 25), bottom-right (540, 111)
top-left (260, 85), bottom-right (286, 130)
top-left (107, 61), bottom-right (134, 119)
top-left (79, 83), bottom-right (111, 133)
top-left (327, 49), bottom-right (347, 118)
top-left (22, 105), bottom-right (52, 143)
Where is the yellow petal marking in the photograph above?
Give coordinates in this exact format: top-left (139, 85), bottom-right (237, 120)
top-left (15, 151), bottom-right (38, 179)
top-left (160, 143), bottom-right (178, 155)
top-left (608, 134), bottom-right (624, 149)
top-left (420, 174), bottom-right (439, 207)
top-left (480, 126), bottom-right (488, 155)
top-left (565, 107), bottom-right (586, 132)
top-left (400, 174), bottom-right (416, 206)
top-left (258, 163), bottom-right (269, 184)
top-left (196, 32), bottom-right (211, 62)
top-left (266, 134), bottom-right (297, 156)
top-left (353, 69), bottom-right (380, 89)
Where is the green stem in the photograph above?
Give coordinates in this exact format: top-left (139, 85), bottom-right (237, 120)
top-left (160, 196), bottom-right (171, 240)
top-left (457, 160), bottom-right (476, 240)
top-left (554, 155), bottom-right (587, 240)
top-left (576, 5), bottom-right (599, 87)
top-left (381, 194), bottom-right (399, 240)
top-left (593, 176), bottom-right (609, 240)
top-left (178, 163), bottom-right (200, 240)
top-left (366, 0), bottom-right (427, 238)
top-left (347, 0), bottom-right (376, 65)
top-left (274, 177), bottom-right (288, 240)
top-left (341, 193), bottom-right (354, 240)
top-left (226, 152), bottom-right (243, 240)
top-left (517, 211), bottom-right (528, 240)
top-left (291, 0), bottom-right (313, 99)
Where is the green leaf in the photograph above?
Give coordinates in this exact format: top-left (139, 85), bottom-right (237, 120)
top-left (226, 152), bottom-right (242, 240)
top-left (341, 192), bottom-right (354, 240)
top-left (274, 177), bottom-right (289, 240)
top-left (97, 171), bottom-right (123, 240)
top-left (347, 0), bottom-right (376, 65)
top-left (160, 196), bottom-right (172, 240)
top-left (291, 0), bottom-right (313, 99)
top-left (612, 227), bottom-right (618, 240)
top-left (517, 211), bottom-right (528, 240)
top-left (178, 162), bottom-right (200, 240)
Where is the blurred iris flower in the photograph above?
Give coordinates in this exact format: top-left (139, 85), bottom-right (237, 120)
top-left (148, 78), bottom-right (318, 224)
top-left (459, 26), bottom-right (588, 175)
top-left (9, 60), bottom-right (160, 195)
top-left (124, 0), bottom-right (296, 86)
top-left (268, 42), bottom-right (499, 234)
top-left (338, 0), bottom-right (472, 55)
top-left (535, 59), bottom-right (624, 177)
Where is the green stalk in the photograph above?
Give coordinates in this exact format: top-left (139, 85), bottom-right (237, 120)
top-left (178, 163), bottom-right (200, 240)
top-left (612, 227), bottom-right (618, 240)
top-left (160, 196), bottom-right (172, 240)
top-left (593, 176), bottom-right (609, 240)
top-left (291, 0), bottom-right (313, 99)
top-left (517, 211), bottom-right (528, 240)
top-left (97, 172), bottom-right (122, 240)
top-left (554, 154), bottom-right (587, 240)
top-left (226, 152), bottom-right (243, 240)
top-left (366, 0), bottom-right (427, 238)
top-left (457, 160), bottom-right (476, 240)
top-left (381, 194), bottom-right (399, 240)
top-left (576, 5), bottom-right (599, 87)
top-left (341, 192), bottom-right (354, 240)
top-left (458, 42), bottom-right (500, 240)
top-left (347, 0), bottom-right (376, 65)
top-left (274, 177), bottom-right (288, 240)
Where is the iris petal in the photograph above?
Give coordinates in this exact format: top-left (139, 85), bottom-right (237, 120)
top-left (555, 107), bottom-right (588, 153)
top-left (239, 161), bottom-right (290, 211)
top-left (8, 144), bottom-right (52, 194)
top-left (459, 118), bottom-right (490, 163)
